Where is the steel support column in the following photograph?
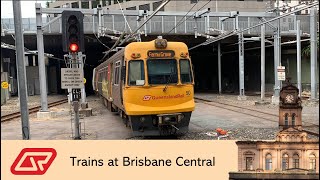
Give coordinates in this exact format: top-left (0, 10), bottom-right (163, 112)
top-left (13, 0), bottom-right (30, 139)
top-left (238, 32), bottom-right (245, 99)
top-left (71, 53), bottom-right (81, 139)
top-left (261, 24), bottom-right (265, 101)
top-left (36, 3), bottom-right (49, 111)
top-left (310, 7), bottom-right (318, 100)
top-left (296, 20), bottom-right (302, 97)
top-left (278, 14), bottom-right (282, 91)
top-left (206, 13), bottom-right (210, 34)
top-left (237, 15), bottom-right (245, 99)
top-left (79, 52), bottom-right (87, 104)
top-left (272, 29), bottom-right (280, 104)
top-left (98, 6), bottom-right (102, 37)
top-left (218, 42), bottom-right (222, 94)
top-left (272, 2), bottom-right (281, 104)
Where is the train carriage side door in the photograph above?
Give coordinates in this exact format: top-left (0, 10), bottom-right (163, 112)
top-left (98, 70), bottom-right (102, 94)
top-left (120, 56), bottom-right (125, 105)
top-left (107, 63), bottom-right (113, 99)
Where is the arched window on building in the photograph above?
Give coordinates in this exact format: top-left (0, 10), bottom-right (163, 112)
top-left (265, 154), bottom-right (272, 170)
top-left (282, 154), bottom-right (289, 170)
top-left (284, 113), bottom-right (289, 126)
top-left (309, 154), bottom-right (316, 170)
top-left (292, 113), bottom-right (296, 126)
top-left (293, 154), bottom-right (299, 168)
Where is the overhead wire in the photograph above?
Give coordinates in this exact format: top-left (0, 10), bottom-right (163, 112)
top-left (188, 1), bottom-right (319, 51)
top-left (98, 32), bottom-right (126, 62)
top-left (1, 42), bottom-right (94, 67)
top-left (117, 0), bottom-right (133, 33)
top-left (164, 1), bottom-right (198, 35)
top-left (93, 33), bottom-right (111, 49)
top-left (86, 12), bottom-right (112, 50)
top-left (165, 0), bottom-right (212, 35)
top-left (96, 0), bottom-right (131, 63)
top-left (98, 0), bottom-right (170, 60)
top-left (118, 0), bottom-right (171, 46)
top-left (222, 38), bottom-right (311, 55)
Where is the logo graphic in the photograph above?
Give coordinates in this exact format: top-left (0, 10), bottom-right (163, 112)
top-left (143, 95), bottom-right (151, 101)
top-left (11, 148), bottom-right (57, 175)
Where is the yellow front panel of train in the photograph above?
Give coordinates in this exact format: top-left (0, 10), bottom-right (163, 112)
top-left (123, 85), bottom-right (194, 115)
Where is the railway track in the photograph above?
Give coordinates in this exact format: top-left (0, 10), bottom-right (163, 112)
top-left (194, 97), bottom-right (319, 136)
top-left (1, 99), bottom-right (69, 122)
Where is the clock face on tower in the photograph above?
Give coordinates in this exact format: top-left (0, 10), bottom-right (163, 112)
top-left (285, 94), bottom-right (295, 103)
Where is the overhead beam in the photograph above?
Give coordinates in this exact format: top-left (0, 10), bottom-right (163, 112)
top-left (41, 8), bottom-right (276, 17)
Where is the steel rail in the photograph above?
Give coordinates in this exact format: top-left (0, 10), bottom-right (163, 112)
top-left (194, 97), bottom-right (319, 129)
top-left (1, 99), bottom-right (69, 122)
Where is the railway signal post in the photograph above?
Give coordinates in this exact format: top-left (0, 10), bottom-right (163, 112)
top-left (61, 10), bottom-right (91, 139)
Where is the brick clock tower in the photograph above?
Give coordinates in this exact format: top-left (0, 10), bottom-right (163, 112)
top-left (279, 80), bottom-right (302, 130)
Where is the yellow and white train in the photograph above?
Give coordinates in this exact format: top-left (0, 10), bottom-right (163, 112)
top-left (93, 37), bottom-right (195, 136)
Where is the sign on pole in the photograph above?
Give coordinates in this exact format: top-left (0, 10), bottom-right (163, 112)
top-left (61, 68), bottom-right (84, 89)
top-left (277, 66), bottom-right (286, 81)
top-left (1, 81), bottom-right (9, 89)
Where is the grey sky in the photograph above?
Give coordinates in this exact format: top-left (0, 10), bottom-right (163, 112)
top-left (1, 1), bottom-right (47, 18)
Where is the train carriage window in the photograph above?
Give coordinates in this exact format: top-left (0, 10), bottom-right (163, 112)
top-left (128, 60), bottom-right (145, 86)
top-left (114, 61), bottom-right (121, 85)
top-left (180, 59), bottom-right (193, 83)
top-left (147, 59), bottom-right (178, 85)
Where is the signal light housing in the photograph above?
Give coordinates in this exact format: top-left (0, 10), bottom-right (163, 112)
top-left (62, 11), bottom-right (85, 53)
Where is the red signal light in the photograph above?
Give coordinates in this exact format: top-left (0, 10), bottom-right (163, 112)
top-left (69, 43), bottom-right (79, 52)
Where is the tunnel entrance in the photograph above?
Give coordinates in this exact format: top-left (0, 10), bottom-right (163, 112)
top-left (189, 42), bottom-right (273, 94)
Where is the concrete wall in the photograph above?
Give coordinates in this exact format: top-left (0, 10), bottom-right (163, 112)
top-left (1, 52), bottom-right (10, 105)
top-left (26, 66), bottom-right (41, 96)
top-left (1, 72), bottom-right (9, 105)
top-left (281, 51), bottom-right (319, 92)
top-left (48, 66), bottom-right (58, 94)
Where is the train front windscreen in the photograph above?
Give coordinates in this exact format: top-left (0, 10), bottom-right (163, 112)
top-left (147, 59), bottom-right (178, 85)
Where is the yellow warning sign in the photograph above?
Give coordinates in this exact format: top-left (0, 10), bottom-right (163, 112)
top-left (83, 78), bottom-right (86, 84)
top-left (1, 81), bottom-right (9, 89)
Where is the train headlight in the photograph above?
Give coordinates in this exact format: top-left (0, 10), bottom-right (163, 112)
top-left (131, 53), bottom-right (141, 59)
top-left (180, 52), bottom-right (189, 58)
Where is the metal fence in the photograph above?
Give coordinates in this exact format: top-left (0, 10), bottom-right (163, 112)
top-left (1, 15), bottom-right (312, 35)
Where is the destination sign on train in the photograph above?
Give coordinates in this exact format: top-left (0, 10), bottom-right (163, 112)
top-left (148, 50), bottom-right (175, 58)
